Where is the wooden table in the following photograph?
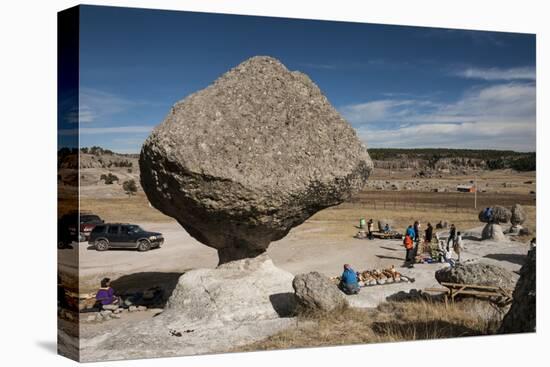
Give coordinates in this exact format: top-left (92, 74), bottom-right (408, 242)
top-left (424, 282), bottom-right (513, 309)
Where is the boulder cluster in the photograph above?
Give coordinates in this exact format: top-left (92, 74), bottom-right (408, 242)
top-left (478, 204), bottom-right (527, 241)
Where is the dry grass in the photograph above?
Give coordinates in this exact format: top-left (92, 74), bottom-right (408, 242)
top-left (80, 192), bottom-right (536, 242)
top-left (235, 299), bottom-right (502, 352)
top-left (80, 193), bottom-right (174, 223)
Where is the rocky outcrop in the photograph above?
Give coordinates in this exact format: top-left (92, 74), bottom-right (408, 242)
top-left (500, 248), bottom-right (536, 333)
top-left (140, 56), bottom-right (372, 264)
top-left (292, 272), bottom-right (347, 313)
top-left (435, 261), bottom-right (518, 290)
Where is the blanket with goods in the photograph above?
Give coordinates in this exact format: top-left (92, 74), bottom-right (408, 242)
top-left (331, 265), bottom-right (414, 287)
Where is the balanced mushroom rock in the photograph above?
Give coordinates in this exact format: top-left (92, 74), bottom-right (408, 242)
top-left (140, 56), bottom-right (373, 264)
top-left (509, 204), bottom-right (527, 234)
top-left (478, 206), bottom-right (512, 241)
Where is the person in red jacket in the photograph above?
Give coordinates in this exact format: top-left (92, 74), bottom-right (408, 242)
top-left (403, 234), bottom-right (414, 268)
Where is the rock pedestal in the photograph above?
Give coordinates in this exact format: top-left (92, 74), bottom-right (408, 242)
top-left (166, 254), bottom-right (296, 320)
top-left (481, 223), bottom-right (506, 241)
top-left (140, 56), bottom-right (372, 264)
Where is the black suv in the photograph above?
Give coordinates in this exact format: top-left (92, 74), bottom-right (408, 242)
top-left (88, 223), bottom-right (164, 252)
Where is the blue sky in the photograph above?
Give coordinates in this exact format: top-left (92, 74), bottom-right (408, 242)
top-left (66, 5), bottom-right (536, 152)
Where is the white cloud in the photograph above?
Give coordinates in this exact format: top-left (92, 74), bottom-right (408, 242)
top-left (340, 100), bottom-right (417, 124)
top-left (345, 82), bottom-right (536, 151)
top-left (455, 66), bottom-right (535, 81)
top-left (65, 87), bottom-right (137, 124)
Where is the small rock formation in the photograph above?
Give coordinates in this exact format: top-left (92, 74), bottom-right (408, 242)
top-left (500, 248), bottom-right (536, 333)
top-left (435, 261), bottom-right (518, 290)
top-left (292, 272), bottom-right (347, 313)
top-left (478, 206), bottom-right (512, 241)
top-left (140, 56), bottom-right (373, 264)
top-left (509, 204), bottom-right (527, 234)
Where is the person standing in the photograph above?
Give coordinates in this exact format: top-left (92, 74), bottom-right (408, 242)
top-left (425, 222), bottom-right (433, 244)
top-left (453, 231), bottom-right (464, 262)
top-left (367, 219), bottom-right (374, 240)
top-left (406, 225), bottom-right (415, 239)
top-left (447, 224), bottom-right (456, 250)
top-left (413, 221), bottom-right (420, 244)
top-left (403, 234), bottom-right (415, 268)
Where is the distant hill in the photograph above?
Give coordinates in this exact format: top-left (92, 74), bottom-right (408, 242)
top-left (368, 148), bottom-right (535, 172)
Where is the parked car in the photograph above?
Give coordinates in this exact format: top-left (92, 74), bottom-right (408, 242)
top-left (80, 214), bottom-right (104, 241)
top-left (88, 223), bottom-right (164, 251)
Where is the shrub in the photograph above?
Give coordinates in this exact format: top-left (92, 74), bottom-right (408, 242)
top-left (100, 173), bottom-right (119, 184)
top-left (122, 179), bottom-right (137, 196)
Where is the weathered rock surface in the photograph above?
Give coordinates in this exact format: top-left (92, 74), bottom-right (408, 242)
top-left (510, 203), bottom-right (526, 226)
top-left (140, 56), bottom-right (373, 264)
top-left (80, 255), bottom-right (297, 361)
top-left (435, 261), bottom-right (518, 290)
top-left (292, 272), bottom-right (347, 312)
top-left (481, 223), bottom-right (506, 241)
top-left (500, 248), bottom-right (536, 333)
top-left (478, 206), bottom-right (511, 224)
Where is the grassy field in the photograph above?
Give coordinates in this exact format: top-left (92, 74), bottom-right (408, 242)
top-left (235, 299), bottom-right (502, 352)
top-left (80, 193), bottom-right (174, 223)
top-left (80, 189), bottom-right (536, 242)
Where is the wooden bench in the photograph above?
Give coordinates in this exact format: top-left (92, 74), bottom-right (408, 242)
top-left (424, 283), bottom-right (513, 309)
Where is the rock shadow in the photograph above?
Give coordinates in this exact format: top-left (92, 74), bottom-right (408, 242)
top-left (379, 246), bottom-right (400, 252)
top-left (376, 254), bottom-right (404, 261)
top-left (269, 292), bottom-right (297, 317)
top-left (110, 272), bottom-right (184, 308)
top-left (483, 253), bottom-right (527, 266)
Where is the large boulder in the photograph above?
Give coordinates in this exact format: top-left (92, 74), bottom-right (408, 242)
top-left (292, 272), bottom-right (348, 313)
top-left (500, 248), bottom-right (536, 333)
top-left (140, 56), bottom-right (372, 264)
top-left (478, 206), bottom-right (512, 224)
top-left (481, 223), bottom-right (506, 241)
top-left (510, 203), bottom-right (527, 226)
top-left (435, 261), bottom-right (518, 290)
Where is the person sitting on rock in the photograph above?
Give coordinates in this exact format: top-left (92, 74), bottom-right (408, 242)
top-left (383, 223), bottom-right (391, 233)
top-left (339, 264), bottom-right (360, 295)
top-left (96, 278), bottom-right (120, 311)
